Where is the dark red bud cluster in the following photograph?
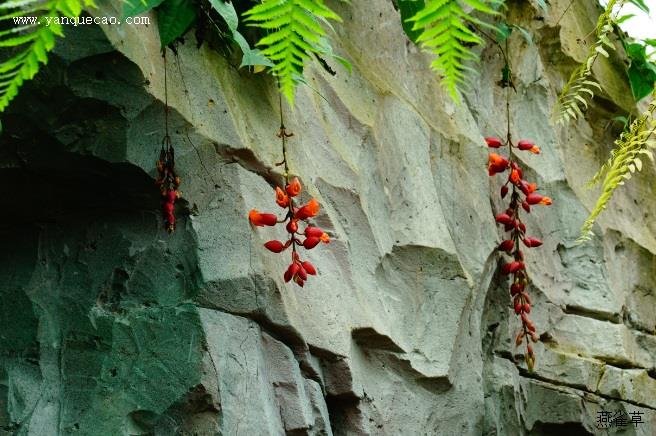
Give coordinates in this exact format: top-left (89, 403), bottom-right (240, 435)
top-left (249, 177), bottom-right (330, 287)
top-left (156, 145), bottom-right (181, 233)
top-left (486, 136), bottom-right (552, 371)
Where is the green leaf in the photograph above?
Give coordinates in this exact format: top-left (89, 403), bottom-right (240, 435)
top-left (628, 62), bottom-right (656, 101)
top-left (244, 0), bottom-right (343, 107)
top-left (208, 0), bottom-right (273, 69)
top-left (157, 0), bottom-right (196, 48)
top-left (208, 0), bottom-right (238, 32)
top-left (496, 22), bottom-right (512, 43)
top-left (123, 0), bottom-right (164, 18)
top-left (629, 0), bottom-right (649, 13)
top-left (409, 0), bottom-right (498, 104)
top-left (397, 0), bottom-right (425, 43)
top-left (614, 13), bottom-right (635, 24)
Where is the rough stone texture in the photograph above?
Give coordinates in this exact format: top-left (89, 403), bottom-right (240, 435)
top-left (1, 0), bottom-right (655, 434)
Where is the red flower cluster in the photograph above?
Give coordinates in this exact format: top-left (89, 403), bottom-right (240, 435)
top-left (156, 146), bottom-right (181, 233)
top-left (249, 177), bottom-right (329, 287)
top-left (486, 136), bottom-right (551, 371)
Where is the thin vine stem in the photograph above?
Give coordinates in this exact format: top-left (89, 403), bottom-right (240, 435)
top-left (276, 91), bottom-right (296, 253)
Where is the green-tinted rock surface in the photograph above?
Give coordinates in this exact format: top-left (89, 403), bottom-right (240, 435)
top-left (1, 0), bottom-right (655, 434)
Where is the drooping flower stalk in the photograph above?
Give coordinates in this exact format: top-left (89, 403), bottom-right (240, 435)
top-left (486, 39), bottom-right (552, 371)
top-left (248, 98), bottom-right (330, 287)
top-left (155, 49), bottom-right (181, 233)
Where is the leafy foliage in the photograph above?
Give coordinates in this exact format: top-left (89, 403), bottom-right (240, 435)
top-left (397, 0), bottom-right (425, 42)
top-left (244, 0), bottom-right (343, 106)
top-left (0, 0), bottom-right (94, 112)
top-left (123, 0), bottom-right (195, 48)
top-left (579, 91), bottom-right (656, 242)
top-left (157, 0), bottom-right (196, 47)
top-left (408, 0), bottom-right (500, 104)
top-left (207, 0), bottom-right (273, 70)
top-left (553, 0), bottom-right (622, 124)
top-left (624, 41), bottom-right (656, 101)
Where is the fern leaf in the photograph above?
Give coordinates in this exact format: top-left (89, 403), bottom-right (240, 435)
top-left (244, 0), bottom-right (342, 106)
top-left (0, 0), bottom-right (94, 112)
top-left (409, 0), bottom-right (499, 104)
top-left (578, 91), bottom-right (656, 242)
top-left (554, 0), bottom-right (624, 125)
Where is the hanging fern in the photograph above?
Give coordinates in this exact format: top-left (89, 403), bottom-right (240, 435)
top-left (243, 0), bottom-right (342, 106)
top-left (553, 0), bottom-right (624, 124)
top-left (0, 0), bottom-right (94, 112)
top-left (408, 0), bottom-right (500, 104)
top-left (578, 91), bottom-right (656, 242)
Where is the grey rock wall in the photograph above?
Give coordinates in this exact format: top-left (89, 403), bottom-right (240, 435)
top-left (1, 0), bottom-right (655, 434)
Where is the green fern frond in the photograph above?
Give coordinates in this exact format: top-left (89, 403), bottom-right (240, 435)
top-left (554, 0), bottom-right (624, 125)
top-left (244, 0), bottom-right (342, 107)
top-left (409, 0), bottom-right (499, 105)
top-left (578, 91), bottom-right (656, 242)
top-left (0, 0), bottom-right (94, 112)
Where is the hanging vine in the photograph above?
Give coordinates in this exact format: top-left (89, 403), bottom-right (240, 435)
top-left (155, 50), bottom-right (182, 233)
top-left (579, 91), bottom-right (656, 241)
top-left (553, 0), bottom-right (624, 124)
top-left (248, 97), bottom-right (330, 287)
top-left (486, 39), bottom-right (552, 371)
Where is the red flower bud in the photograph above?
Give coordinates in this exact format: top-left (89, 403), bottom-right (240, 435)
top-left (495, 213), bottom-right (513, 225)
top-left (514, 299), bottom-right (522, 314)
top-left (264, 240), bottom-right (285, 253)
top-left (163, 202), bottom-right (174, 214)
top-left (303, 237), bottom-right (321, 249)
top-left (499, 240), bottom-right (514, 252)
top-left (501, 185), bottom-right (509, 198)
top-left (166, 190), bottom-right (177, 202)
top-left (302, 261), bottom-right (317, 275)
top-left (503, 261), bottom-right (524, 275)
top-left (517, 140), bottom-right (534, 150)
top-left (485, 137), bottom-right (503, 148)
top-left (523, 303), bottom-right (531, 313)
top-left (297, 264), bottom-right (308, 280)
top-left (523, 237), bottom-right (543, 248)
top-left (522, 201), bottom-right (531, 213)
top-left (305, 226), bottom-right (325, 238)
top-left (510, 283), bottom-right (524, 296)
top-left (526, 193), bottom-right (552, 206)
top-left (294, 275), bottom-right (305, 287)
top-left (519, 222), bottom-right (526, 233)
top-left (518, 140), bottom-right (540, 154)
top-left (249, 210), bottom-right (278, 226)
top-left (286, 220), bottom-right (298, 234)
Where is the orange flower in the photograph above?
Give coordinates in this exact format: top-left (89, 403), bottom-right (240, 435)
top-left (286, 177), bottom-right (302, 197)
top-left (296, 199), bottom-right (320, 220)
top-left (249, 209), bottom-right (278, 226)
top-left (320, 232), bottom-right (330, 243)
top-left (526, 193), bottom-right (552, 206)
top-left (510, 169), bottom-right (521, 184)
top-left (488, 153), bottom-right (509, 176)
top-left (275, 187), bottom-right (289, 208)
top-left (529, 145), bottom-right (541, 154)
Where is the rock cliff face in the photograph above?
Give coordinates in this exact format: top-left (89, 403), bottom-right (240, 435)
top-left (1, 0), bottom-right (655, 434)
